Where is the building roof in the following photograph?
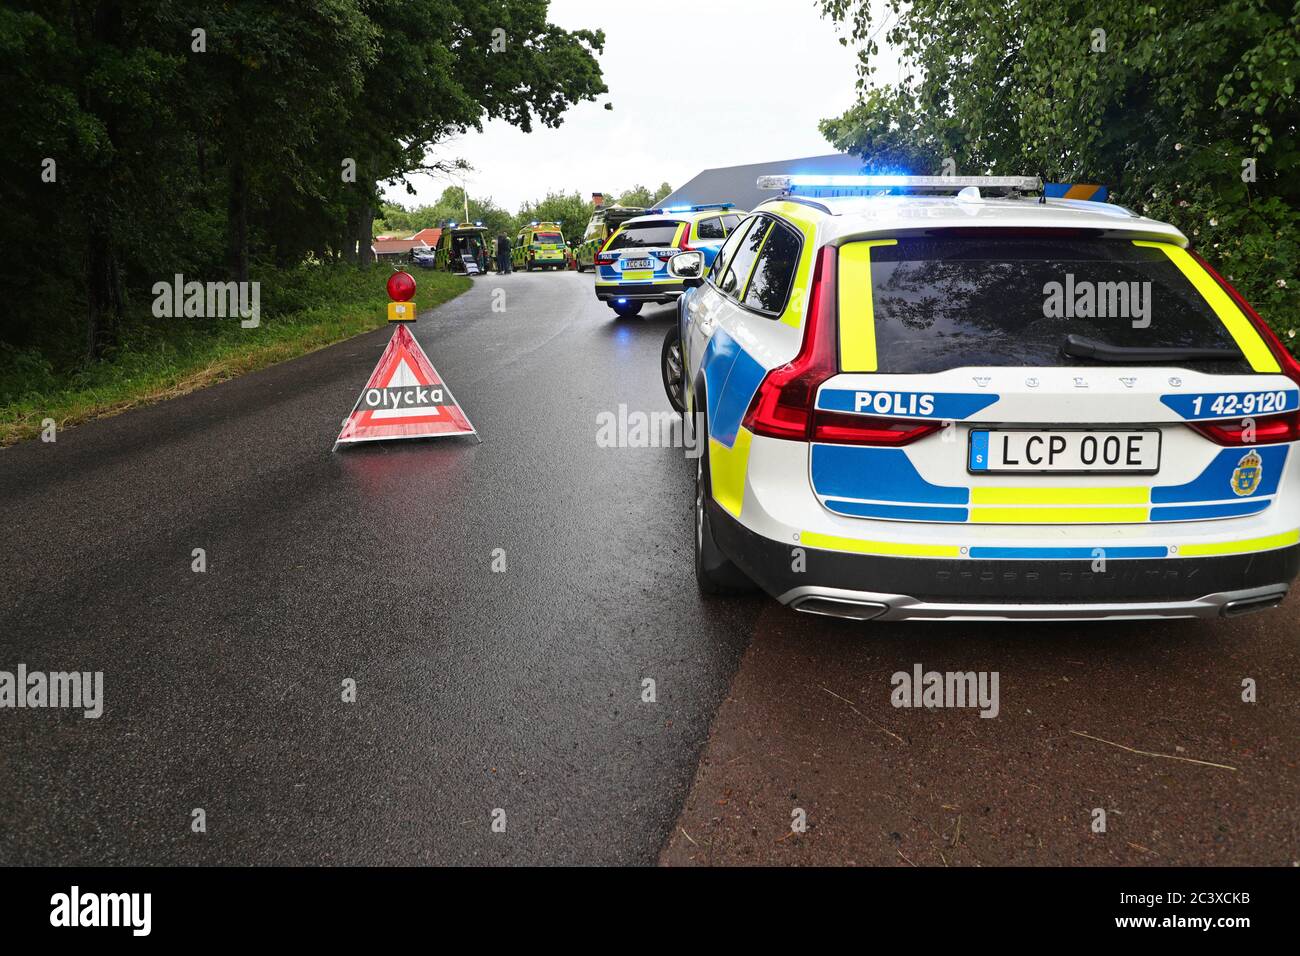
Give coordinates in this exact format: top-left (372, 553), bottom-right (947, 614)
top-left (657, 153), bottom-right (866, 212)
top-left (409, 228), bottom-right (442, 245)
top-left (372, 238), bottom-right (430, 256)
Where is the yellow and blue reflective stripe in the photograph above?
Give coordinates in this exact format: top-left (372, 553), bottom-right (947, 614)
top-left (754, 201), bottom-right (820, 329)
top-left (812, 446), bottom-right (969, 504)
top-left (837, 239), bottom-right (896, 372)
top-left (1133, 240), bottom-right (1279, 373)
top-left (1179, 529), bottom-right (1300, 556)
top-left (968, 505), bottom-right (1149, 524)
top-left (799, 530), bottom-right (1299, 560)
top-left (709, 431), bottom-right (752, 518)
top-left (969, 486), bottom-right (1149, 505)
top-left (813, 445), bottom-right (1284, 522)
top-left (799, 530), bottom-right (961, 558)
top-left (970, 545), bottom-right (1166, 559)
top-left (702, 327), bottom-right (767, 448)
top-left (1150, 500), bottom-right (1270, 521)
top-left (825, 500), bottom-right (968, 522)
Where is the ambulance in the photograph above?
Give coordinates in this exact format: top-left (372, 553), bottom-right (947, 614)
top-left (513, 221), bottom-right (568, 271)
top-left (575, 205), bottom-right (648, 272)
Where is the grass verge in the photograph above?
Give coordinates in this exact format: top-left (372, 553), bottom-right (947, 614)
top-left (0, 266), bottom-right (470, 447)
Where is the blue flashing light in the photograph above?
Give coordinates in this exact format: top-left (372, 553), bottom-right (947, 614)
top-left (616, 297), bottom-right (628, 304)
top-left (651, 201), bottom-right (736, 215)
top-left (758, 174), bottom-right (1042, 196)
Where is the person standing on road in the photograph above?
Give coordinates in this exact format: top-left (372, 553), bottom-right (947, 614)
top-left (496, 233), bottom-right (512, 274)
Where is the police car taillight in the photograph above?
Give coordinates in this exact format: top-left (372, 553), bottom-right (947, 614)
top-left (742, 246), bottom-right (945, 446)
top-left (1189, 411), bottom-right (1300, 446)
top-left (812, 413), bottom-right (944, 446)
top-left (595, 251), bottom-right (617, 265)
top-left (1191, 250), bottom-right (1300, 388)
top-left (741, 247), bottom-right (838, 441)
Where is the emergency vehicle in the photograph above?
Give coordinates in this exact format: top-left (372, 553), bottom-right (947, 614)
top-left (434, 222), bottom-right (490, 275)
top-left (575, 205), bottom-right (647, 271)
top-left (594, 203), bottom-right (745, 318)
top-left (513, 222), bottom-right (568, 271)
top-left (667, 174), bottom-right (1300, 621)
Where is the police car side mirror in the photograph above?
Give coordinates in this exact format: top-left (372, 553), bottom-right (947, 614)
top-left (669, 251), bottom-right (705, 287)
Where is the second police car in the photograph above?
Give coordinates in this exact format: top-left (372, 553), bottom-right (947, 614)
top-left (665, 174), bottom-right (1300, 621)
top-left (593, 203), bottom-right (745, 317)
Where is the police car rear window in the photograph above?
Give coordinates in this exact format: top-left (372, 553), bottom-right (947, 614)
top-left (606, 221), bottom-right (683, 250)
top-left (858, 237), bottom-right (1253, 374)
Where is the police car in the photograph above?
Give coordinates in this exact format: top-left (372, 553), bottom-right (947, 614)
top-left (594, 203), bottom-right (745, 318)
top-left (667, 174), bottom-right (1300, 621)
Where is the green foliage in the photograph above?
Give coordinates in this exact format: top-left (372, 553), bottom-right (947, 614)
top-left (377, 188), bottom-right (513, 238)
top-left (0, 0), bottom-right (606, 373)
top-left (0, 264), bottom-right (469, 444)
top-left (819, 0), bottom-right (1298, 340)
top-left (613, 182), bottom-right (674, 208)
top-left (514, 191), bottom-right (595, 236)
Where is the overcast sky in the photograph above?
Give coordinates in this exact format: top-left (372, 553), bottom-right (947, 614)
top-left (383, 0), bottom-right (900, 213)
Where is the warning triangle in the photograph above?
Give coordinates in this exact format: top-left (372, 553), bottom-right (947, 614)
top-left (335, 323), bottom-right (478, 447)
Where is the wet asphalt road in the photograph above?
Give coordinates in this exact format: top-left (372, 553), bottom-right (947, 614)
top-left (3, 269), bottom-right (1297, 867)
top-left (0, 270), bottom-right (756, 865)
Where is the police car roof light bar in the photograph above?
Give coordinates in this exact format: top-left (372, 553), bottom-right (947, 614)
top-left (757, 174), bottom-right (1043, 197)
top-left (650, 202), bottom-right (735, 215)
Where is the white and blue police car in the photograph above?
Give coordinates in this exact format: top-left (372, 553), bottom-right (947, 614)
top-left (594, 203), bottom-right (745, 318)
top-left (665, 174), bottom-right (1300, 621)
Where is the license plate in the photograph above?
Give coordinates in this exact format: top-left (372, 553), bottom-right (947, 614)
top-left (969, 429), bottom-right (1161, 474)
top-left (622, 258), bottom-right (653, 270)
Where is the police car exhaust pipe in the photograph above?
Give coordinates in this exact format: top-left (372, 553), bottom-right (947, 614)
top-left (1220, 590), bottom-right (1288, 618)
top-left (791, 596), bottom-right (890, 622)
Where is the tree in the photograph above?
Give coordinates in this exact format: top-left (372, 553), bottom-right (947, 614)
top-left (818, 0), bottom-right (1298, 338)
top-left (0, 0), bottom-right (607, 371)
top-left (514, 191), bottom-right (594, 236)
top-left (613, 182), bottom-right (673, 208)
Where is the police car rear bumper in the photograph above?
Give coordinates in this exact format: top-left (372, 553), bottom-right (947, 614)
top-left (595, 281), bottom-right (684, 303)
top-left (707, 501), bottom-right (1298, 622)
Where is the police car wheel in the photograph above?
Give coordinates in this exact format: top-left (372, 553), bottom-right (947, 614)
top-left (661, 326), bottom-right (686, 414)
top-left (695, 446), bottom-right (756, 595)
top-left (611, 301), bottom-right (642, 318)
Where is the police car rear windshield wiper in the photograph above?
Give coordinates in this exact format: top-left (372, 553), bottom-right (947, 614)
top-left (1061, 334), bottom-right (1243, 363)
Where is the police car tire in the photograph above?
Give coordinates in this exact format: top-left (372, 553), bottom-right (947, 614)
top-left (661, 326), bottom-right (686, 414)
top-left (695, 444), bottom-right (756, 595)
